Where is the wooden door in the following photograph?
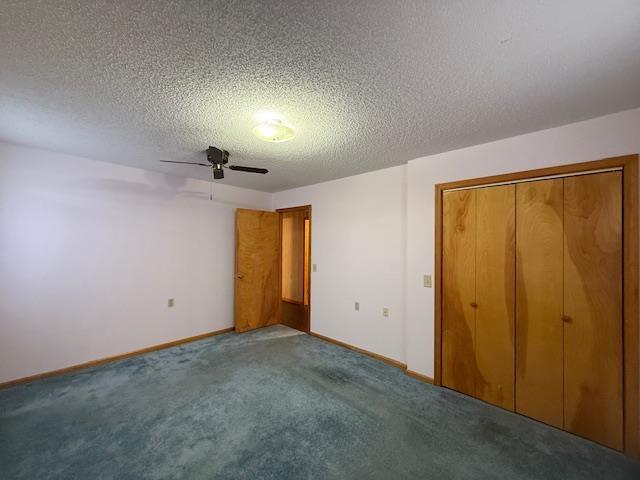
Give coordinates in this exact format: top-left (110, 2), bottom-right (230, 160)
top-left (442, 189), bottom-right (477, 397)
top-left (235, 209), bottom-right (280, 332)
top-left (563, 172), bottom-right (623, 450)
top-left (475, 185), bottom-right (515, 410)
top-left (515, 179), bottom-right (564, 428)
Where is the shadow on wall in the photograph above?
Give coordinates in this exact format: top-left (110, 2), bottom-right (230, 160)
top-left (57, 170), bottom-right (259, 209)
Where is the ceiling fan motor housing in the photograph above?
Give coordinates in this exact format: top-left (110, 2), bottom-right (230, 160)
top-left (207, 146), bottom-right (229, 165)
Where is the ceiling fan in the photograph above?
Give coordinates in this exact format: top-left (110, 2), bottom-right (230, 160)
top-left (160, 146), bottom-right (268, 180)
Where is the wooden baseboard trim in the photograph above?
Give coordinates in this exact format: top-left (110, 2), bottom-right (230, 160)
top-left (0, 327), bottom-right (235, 389)
top-left (308, 331), bottom-right (407, 369)
top-left (307, 332), bottom-right (436, 385)
top-left (405, 369), bottom-right (434, 384)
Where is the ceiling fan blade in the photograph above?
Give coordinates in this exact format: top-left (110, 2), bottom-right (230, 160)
top-left (228, 165), bottom-right (269, 174)
top-left (160, 160), bottom-right (211, 167)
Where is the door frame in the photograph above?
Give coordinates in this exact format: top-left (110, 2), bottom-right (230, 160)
top-left (276, 205), bottom-right (312, 332)
top-left (433, 154), bottom-right (639, 457)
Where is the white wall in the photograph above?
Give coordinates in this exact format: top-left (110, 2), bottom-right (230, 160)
top-left (2, 108), bottom-right (639, 384)
top-left (0, 142), bottom-right (271, 383)
top-left (273, 165), bottom-right (407, 364)
top-left (405, 107), bottom-right (640, 376)
top-left (272, 107), bottom-right (640, 377)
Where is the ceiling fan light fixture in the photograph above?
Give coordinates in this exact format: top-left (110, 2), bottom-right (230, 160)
top-left (253, 119), bottom-right (295, 143)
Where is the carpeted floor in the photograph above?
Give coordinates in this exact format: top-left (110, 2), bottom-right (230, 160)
top-left (0, 325), bottom-right (638, 479)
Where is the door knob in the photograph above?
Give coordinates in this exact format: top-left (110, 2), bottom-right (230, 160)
top-left (561, 315), bottom-right (572, 323)
top-left (236, 274), bottom-right (244, 279)
top-left (470, 302), bottom-right (478, 308)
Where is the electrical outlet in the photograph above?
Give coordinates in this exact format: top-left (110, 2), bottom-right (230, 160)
top-left (383, 307), bottom-right (389, 317)
top-left (168, 298), bottom-right (175, 307)
top-left (424, 274), bottom-right (432, 288)
top-left (355, 302), bottom-right (360, 311)
top-left (312, 263), bottom-right (317, 272)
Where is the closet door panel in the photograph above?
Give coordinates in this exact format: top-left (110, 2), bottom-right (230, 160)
top-left (442, 189), bottom-right (477, 396)
top-left (475, 185), bottom-right (515, 410)
top-left (564, 172), bottom-right (623, 450)
top-left (515, 179), bottom-right (564, 428)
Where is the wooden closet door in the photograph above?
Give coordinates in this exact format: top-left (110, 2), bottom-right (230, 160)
top-left (563, 172), bottom-right (623, 450)
top-left (442, 189), bottom-right (477, 397)
top-left (475, 185), bottom-right (515, 410)
top-left (515, 179), bottom-right (564, 428)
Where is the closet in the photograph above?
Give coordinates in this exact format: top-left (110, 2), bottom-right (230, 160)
top-left (441, 169), bottom-right (623, 450)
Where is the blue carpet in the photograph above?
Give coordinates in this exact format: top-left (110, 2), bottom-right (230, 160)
top-left (1, 325), bottom-right (638, 479)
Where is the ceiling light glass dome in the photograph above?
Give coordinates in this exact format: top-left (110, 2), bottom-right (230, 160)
top-left (253, 119), bottom-right (295, 142)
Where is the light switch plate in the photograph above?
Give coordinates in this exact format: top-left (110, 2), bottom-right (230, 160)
top-left (383, 307), bottom-right (389, 317)
top-left (424, 274), bottom-right (432, 288)
top-left (168, 298), bottom-right (175, 307)
top-left (355, 302), bottom-right (360, 311)
top-left (312, 264), bottom-right (317, 272)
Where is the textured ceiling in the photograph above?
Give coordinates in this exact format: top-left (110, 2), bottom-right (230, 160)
top-left (1, 1), bottom-right (640, 192)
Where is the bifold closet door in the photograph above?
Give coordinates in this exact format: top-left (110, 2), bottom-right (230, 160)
top-left (515, 172), bottom-right (623, 450)
top-left (442, 189), bottom-right (477, 397)
top-left (515, 179), bottom-right (564, 428)
top-left (563, 172), bottom-right (622, 450)
top-left (444, 170), bottom-right (624, 449)
top-left (442, 186), bottom-right (515, 408)
top-left (475, 185), bottom-right (515, 410)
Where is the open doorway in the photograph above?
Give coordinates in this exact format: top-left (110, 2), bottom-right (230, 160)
top-left (277, 205), bottom-right (311, 332)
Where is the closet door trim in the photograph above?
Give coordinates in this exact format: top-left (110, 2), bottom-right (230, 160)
top-left (433, 154), bottom-right (639, 458)
top-left (444, 166), bottom-right (621, 192)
